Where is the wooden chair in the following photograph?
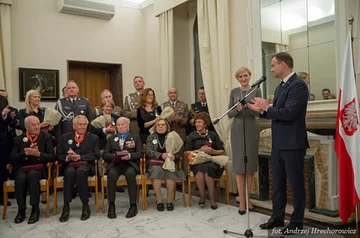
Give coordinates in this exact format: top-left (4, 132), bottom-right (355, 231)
top-left (53, 161), bottom-right (98, 215)
top-left (100, 159), bottom-right (144, 213)
top-left (142, 157), bottom-right (187, 210)
top-left (2, 163), bottom-right (53, 219)
top-left (185, 151), bottom-right (230, 207)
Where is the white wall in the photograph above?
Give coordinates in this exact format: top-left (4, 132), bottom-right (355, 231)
top-left (11, 0), bottom-right (147, 109)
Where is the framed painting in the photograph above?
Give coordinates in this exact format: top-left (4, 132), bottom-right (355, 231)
top-left (19, 68), bottom-right (59, 101)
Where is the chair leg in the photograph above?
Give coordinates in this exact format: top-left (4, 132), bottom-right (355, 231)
top-left (182, 181), bottom-right (186, 207)
top-left (2, 184), bottom-right (7, 220)
top-left (142, 181), bottom-right (147, 211)
top-left (53, 184), bottom-right (57, 216)
top-left (46, 183), bottom-right (50, 218)
top-left (95, 184), bottom-right (99, 213)
top-left (225, 178), bottom-right (230, 205)
top-left (101, 179), bottom-right (105, 213)
top-left (136, 185), bottom-right (140, 203)
top-left (188, 179), bottom-right (192, 207)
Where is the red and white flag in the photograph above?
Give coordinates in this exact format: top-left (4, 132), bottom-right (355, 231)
top-left (335, 30), bottom-right (360, 223)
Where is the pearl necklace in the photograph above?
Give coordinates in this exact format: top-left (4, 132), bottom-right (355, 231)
top-left (197, 130), bottom-right (208, 138)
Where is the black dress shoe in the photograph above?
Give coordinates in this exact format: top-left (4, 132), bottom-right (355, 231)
top-left (59, 211), bottom-right (69, 222)
top-left (281, 222), bottom-right (303, 235)
top-left (28, 211), bottom-right (40, 224)
top-left (81, 206), bottom-right (91, 221)
top-left (107, 204), bottom-right (116, 219)
top-left (14, 212), bottom-right (26, 224)
top-left (0, 200), bottom-right (11, 206)
top-left (125, 205), bottom-right (138, 218)
top-left (156, 203), bottom-right (164, 211)
top-left (166, 203), bottom-right (174, 211)
top-left (210, 205), bottom-right (218, 210)
top-left (259, 218), bottom-right (284, 229)
top-left (116, 187), bottom-right (125, 193)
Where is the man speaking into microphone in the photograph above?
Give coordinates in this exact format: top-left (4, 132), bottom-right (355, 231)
top-left (248, 52), bottom-right (309, 235)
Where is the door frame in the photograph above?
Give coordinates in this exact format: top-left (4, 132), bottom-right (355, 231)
top-left (67, 60), bottom-right (123, 108)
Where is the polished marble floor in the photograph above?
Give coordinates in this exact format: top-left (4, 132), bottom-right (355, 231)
top-left (0, 189), bottom-right (273, 238)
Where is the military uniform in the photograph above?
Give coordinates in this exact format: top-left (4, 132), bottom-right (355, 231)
top-left (122, 92), bottom-right (141, 135)
top-left (162, 100), bottom-right (188, 141)
top-left (92, 105), bottom-right (122, 119)
top-left (187, 101), bottom-right (215, 135)
top-left (55, 97), bottom-right (92, 139)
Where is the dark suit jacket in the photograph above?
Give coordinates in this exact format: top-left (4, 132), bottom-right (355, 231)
top-left (9, 131), bottom-right (55, 178)
top-left (262, 73), bottom-right (309, 150)
top-left (56, 132), bottom-right (100, 173)
top-left (89, 113), bottom-right (119, 150)
top-left (0, 96), bottom-right (12, 147)
top-left (8, 106), bottom-right (19, 138)
top-left (102, 133), bottom-right (142, 174)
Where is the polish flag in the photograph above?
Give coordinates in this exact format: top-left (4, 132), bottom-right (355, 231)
top-left (334, 30), bottom-right (360, 223)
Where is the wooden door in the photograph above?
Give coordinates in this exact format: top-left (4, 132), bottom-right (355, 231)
top-left (69, 67), bottom-right (110, 108)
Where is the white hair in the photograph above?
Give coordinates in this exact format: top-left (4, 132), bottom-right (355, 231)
top-left (73, 115), bottom-right (89, 125)
top-left (116, 117), bottom-right (130, 126)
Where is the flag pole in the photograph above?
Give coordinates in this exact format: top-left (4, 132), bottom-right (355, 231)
top-left (348, 15), bottom-right (359, 237)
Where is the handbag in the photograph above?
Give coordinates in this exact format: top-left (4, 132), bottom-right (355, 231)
top-left (149, 158), bottom-right (165, 166)
top-left (21, 164), bottom-right (43, 172)
top-left (69, 161), bottom-right (88, 167)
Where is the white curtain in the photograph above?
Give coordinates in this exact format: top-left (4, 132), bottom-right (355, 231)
top-left (197, 0), bottom-right (235, 192)
top-left (0, 3), bottom-right (11, 92)
top-left (159, 9), bottom-right (174, 100)
top-left (197, 0), bottom-right (232, 144)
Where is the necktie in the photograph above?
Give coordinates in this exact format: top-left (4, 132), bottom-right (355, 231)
top-left (172, 102), bottom-right (176, 107)
top-left (281, 81), bottom-right (285, 87)
top-left (72, 99), bottom-right (76, 106)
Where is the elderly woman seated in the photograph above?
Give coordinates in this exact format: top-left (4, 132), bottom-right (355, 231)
top-left (102, 117), bottom-right (143, 219)
top-left (184, 112), bottom-right (225, 210)
top-left (145, 118), bottom-right (186, 211)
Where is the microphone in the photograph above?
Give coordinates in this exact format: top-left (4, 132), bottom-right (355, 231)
top-left (251, 76), bottom-right (266, 87)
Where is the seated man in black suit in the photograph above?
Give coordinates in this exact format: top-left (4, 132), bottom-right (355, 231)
top-left (103, 117), bottom-right (142, 219)
top-left (249, 52), bottom-right (309, 235)
top-left (56, 115), bottom-right (100, 222)
top-left (9, 116), bottom-right (55, 224)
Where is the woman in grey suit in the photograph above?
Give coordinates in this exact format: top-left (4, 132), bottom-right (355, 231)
top-left (228, 67), bottom-right (261, 215)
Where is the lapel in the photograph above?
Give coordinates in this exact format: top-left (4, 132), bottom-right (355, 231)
top-left (273, 74), bottom-right (297, 105)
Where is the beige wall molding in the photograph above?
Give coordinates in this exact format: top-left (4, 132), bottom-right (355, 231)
top-left (0, 0), bottom-right (12, 5)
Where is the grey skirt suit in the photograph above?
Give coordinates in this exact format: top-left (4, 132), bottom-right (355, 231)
top-left (228, 87), bottom-right (261, 173)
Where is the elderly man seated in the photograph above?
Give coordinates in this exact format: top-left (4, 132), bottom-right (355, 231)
top-left (56, 115), bottom-right (100, 222)
top-left (9, 115), bottom-right (55, 224)
top-left (102, 117), bottom-right (142, 219)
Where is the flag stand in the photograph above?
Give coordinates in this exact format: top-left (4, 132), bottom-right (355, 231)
top-left (356, 204), bottom-right (359, 237)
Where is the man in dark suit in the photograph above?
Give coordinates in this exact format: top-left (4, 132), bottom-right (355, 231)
top-left (187, 87), bottom-right (215, 135)
top-left (248, 52), bottom-right (309, 235)
top-left (9, 116), bottom-right (55, 224)
top-left (56, 115), bottom-right (100, 222)
top-left (103, 117), bottom-right (142, 219)
top-left (0, 89), bottom-right (19, 138)
top-left (0, 95), bottom-right (13, 206)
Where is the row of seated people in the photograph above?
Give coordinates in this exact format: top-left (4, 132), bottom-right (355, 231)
top-left (4, 112), bottom-right (226, 225)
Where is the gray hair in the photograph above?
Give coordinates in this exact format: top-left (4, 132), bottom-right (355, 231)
top-left (73, 115), bottom-right (89, 125)
top-left (100, 89), bottom-right (111, 98)
top-left (116, 117), bottom-right (130, 126)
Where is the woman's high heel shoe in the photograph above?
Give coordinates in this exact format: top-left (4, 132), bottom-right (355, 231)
top-left (238, 210), bottom-right (246, 215)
